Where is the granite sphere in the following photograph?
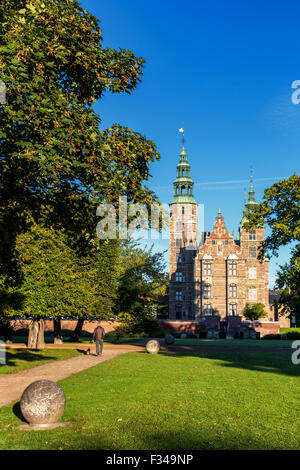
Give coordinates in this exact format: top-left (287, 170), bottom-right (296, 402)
top-left (165, 334), bottom-right (175, 345)
top-left (146, 339), bottom-right (160, 354)
top-left (20, 380), bottom-right (66, 426)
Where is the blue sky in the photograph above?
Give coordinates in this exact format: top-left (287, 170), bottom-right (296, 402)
top-left (83, 0), bottom-right (299, 287)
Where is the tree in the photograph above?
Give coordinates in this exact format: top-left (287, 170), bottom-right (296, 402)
top-left (0, 1), bottom-right (162, 336)
top-left (115, 240), bottom-right (168, 334)
top-left (245, 174), bottom-right (300, 259)
top-left (246, 174), bottom-right (300, 318)
top-left (0, 0), bottom-right (160, 288)
top-left (2, 224), bottom-right (120, 348)
top-left (275, 245), bottom-right (300, 321)
top-left (243, 303), bottom-right (266, 321)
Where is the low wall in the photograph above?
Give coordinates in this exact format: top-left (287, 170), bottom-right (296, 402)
top-left (9, 319), bottom-right (121, 336)
top-left (241, 321), bottom-right (280, 337)
top-left (158, 319), bottom-right (280, 337)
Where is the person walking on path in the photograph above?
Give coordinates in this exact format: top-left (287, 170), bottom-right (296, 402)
top-left (92, 322), bottom-right (105, 356)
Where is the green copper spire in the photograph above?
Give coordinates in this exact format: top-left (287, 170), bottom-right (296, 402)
top-left (170, 144), bottom-right (197, 204)
top-left (239, 177), bottom-right (259, 227)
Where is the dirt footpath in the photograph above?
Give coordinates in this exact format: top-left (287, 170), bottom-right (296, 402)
top-left (0, 344), bottom-right (144, 408)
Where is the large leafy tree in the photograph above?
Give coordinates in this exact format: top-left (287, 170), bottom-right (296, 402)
top-left (0, 224), bottom-right (120, 348)
top-left (246, 174), bottom-right (300, 258)
top-left (275, 246), bottom-right (300, 321)
top-left (246, 174), bottom-right (300, 318)
top-left (0, 0), bottom-right (160, 277)
top-left (0, 0), bottom-right (161, 341)
top-left (115, 240), bottom-right (168, 333)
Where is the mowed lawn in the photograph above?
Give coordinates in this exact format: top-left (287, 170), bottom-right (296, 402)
top-left (0, 348), bottom-right (80, 374)
top-left (0, 347), bottom-right (299, 450)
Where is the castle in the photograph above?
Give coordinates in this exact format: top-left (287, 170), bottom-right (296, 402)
top-left (169, 144), bottom-right (271, 322)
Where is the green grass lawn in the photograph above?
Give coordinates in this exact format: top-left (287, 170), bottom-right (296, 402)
top-left (280, 328), bottom-right (300, 334)
top-left (0, 348), bottom-right (80, 375)
top-left (0, 347), bottom-right (299, 450)
top-left (166, 338), bottom-right (294, 348)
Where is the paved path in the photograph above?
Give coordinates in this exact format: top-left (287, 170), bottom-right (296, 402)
top-left (0, 345), bottom-right (144, 408)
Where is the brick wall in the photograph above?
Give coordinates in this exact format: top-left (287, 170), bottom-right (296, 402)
top-left (10, 319), bottom-right (121, 336)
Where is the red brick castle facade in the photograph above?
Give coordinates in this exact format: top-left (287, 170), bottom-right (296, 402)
top-left (169, 144), bottom-right (271, 322)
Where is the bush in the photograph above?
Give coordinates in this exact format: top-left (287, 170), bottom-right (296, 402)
top-left (262, 334), bottom-right (281, 340)
top-left (244, 303), bottom-right (266, 321)
top-left (286, 331), bottom-right (300, 340)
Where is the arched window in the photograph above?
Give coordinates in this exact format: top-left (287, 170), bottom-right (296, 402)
top-left (181, 186), bottom-right (186, 195)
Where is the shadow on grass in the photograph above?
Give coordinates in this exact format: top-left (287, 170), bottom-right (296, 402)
top-left (0, 350), bottom-right (63, 371)
top-left (43, 428), bottom-right (292, 451)
top-left (158, 347), bottom-right (300, 378)
top-left (12, 402), bottom-right (27, 423)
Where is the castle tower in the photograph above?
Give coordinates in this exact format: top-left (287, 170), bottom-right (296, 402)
top-left (239, 180), bottom-right (270, 313)
top-left (169, 143), bottom-right (198, 320)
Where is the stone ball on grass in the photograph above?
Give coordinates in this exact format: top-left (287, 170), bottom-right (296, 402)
top-left (20, 379), bottom-right (66, 429)
top-left (165, 334), bottom-right (175, 345)
top-left (146, 339), bottom-right (160, 354)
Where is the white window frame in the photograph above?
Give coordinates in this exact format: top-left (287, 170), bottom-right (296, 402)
top-left (249, 266), bottom-right (257, 279)
top-left (248, 287), bottom-right (257, 301)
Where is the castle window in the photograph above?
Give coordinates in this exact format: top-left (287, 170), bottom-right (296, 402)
top-left (182, 169), bottom-right (185, 177)
top-left (248, 287), bottom-right (257, 301)
top-left (249, 266), bottom-right (257, 279)
top-left (176, 238), bottom-right (182, 247)
top-left (225, 240), bottom-right (229, 245)
top-left (249, 246), bottom-right (256, 258)
top-left (203, 262), bottom-right (212, 276)
top-left (203, 284), bottom-right (212, 298)
top-left (229, 284), bottom-right (237, 298)
top-left (203, 303), bottom-right (213, 315)
top-left (229, 261), bottom-right (237, 276)
top-left (176, 253), bottom-right (183, 263)
top-left (212, 240), bottom-right (216, 245)
top-left (175, 305), bottom-right (182, 320)
top-left (217, 242), bottom-right (223, 255)
top-left (229, 304), bottom-right (237, 316)
top-left (175, 272), bottom-right (184, 282)
top-left (249, 230), bottom-right (256, 240)
top-left (182, 207), bottom-right (185, 215)
top-left (176, 222), bottom-right (182, 231)
top-left (175, 291), bottom-right (183, 301)
top-left (181, 186), bottom-right (186, 195)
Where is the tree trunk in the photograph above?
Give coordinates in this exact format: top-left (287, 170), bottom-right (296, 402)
top-left (53, 317), bottom-right (63, 344)
top-left (71, 318), bottom-right (84, 342)
top-left (3, 322), bottom-right (13, 343)
top-left (27, 319), bottom-right (45, 349)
